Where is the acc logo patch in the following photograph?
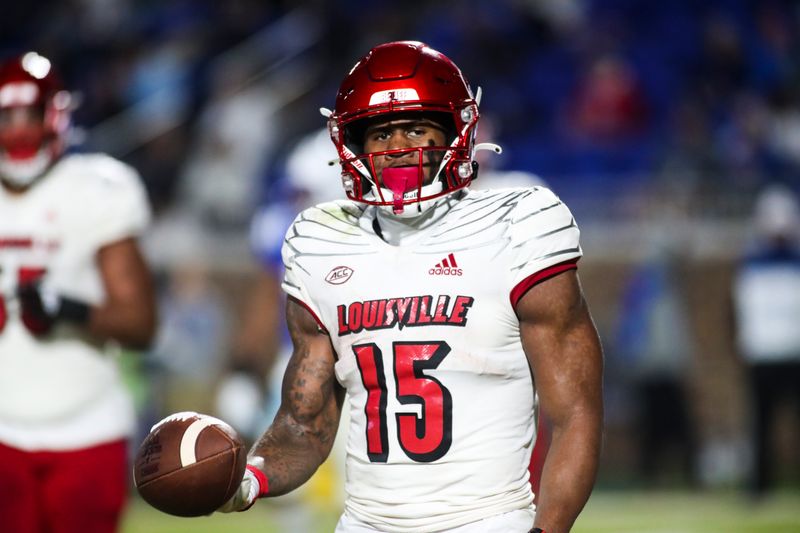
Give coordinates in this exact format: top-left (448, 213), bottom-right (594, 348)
top-left (325, 266), bottom-right (354, 285)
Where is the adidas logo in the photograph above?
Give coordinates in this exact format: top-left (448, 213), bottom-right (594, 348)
top-left (428, 253), bottom-right (463, 276)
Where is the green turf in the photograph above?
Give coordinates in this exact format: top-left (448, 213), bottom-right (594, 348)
top-left (122, 490), bottom-right (800, 532)
top-left (121, 496), bottom-right (339, 533)
top-left (573, 490), bottom-right (800, 533)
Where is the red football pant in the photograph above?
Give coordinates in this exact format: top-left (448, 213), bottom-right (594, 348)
top-left (0, 439), bottom-right (128, 533)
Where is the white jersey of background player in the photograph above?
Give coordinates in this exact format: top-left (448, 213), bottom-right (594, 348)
top-left (221, 41), bottom-right (603, 533)
top-left (0, 152), bottom-right (149, 445)
top-left (0, 52), bottom-right (155, 533)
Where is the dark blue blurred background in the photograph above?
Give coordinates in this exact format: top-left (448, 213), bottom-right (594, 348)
top-left (5, 0), bottom-right (799, 498)
top-left (4, 0), bottom-right (799, 221)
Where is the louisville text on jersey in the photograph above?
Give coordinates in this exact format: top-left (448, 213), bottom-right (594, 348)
top-left (338, 294), bottom-right (474, 336)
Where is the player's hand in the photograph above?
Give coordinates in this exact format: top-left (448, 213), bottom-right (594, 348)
top-left (217, 465), bottom-right (266, 513)
top-left (17, 283), bottom-right (90, 335)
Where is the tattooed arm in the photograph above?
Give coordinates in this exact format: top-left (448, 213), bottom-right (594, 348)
top-left (221, 296), bottom-right (343, 510)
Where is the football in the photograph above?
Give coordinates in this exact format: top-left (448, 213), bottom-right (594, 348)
top-left (133, 411), bottom-right (247, 517)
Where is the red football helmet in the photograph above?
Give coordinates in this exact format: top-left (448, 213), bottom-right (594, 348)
top-left (327, 41), bottom-right (480, 216)
top-left (0, 52), bottom-right (72, 189)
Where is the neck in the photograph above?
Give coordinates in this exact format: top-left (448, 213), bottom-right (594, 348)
top-left (374, 193), bottom-right (461, 245)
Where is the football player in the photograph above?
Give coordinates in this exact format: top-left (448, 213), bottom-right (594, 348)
top-left (0, 52), bottom-right (156, 533)
top-left (220, 41), bottom-right (603, 533)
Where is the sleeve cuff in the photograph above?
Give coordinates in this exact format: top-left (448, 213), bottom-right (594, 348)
top-left (510, 259), bottom-right (579, 308)
top-left (288, 296), bottom-right (328, 333)
top-left (246, 464), bottom-right (270, 498)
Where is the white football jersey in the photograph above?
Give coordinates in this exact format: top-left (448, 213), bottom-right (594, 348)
top-left (0, 153), bottom-right (150, 450)
top-left (282, 187), bottom-right (581, 532)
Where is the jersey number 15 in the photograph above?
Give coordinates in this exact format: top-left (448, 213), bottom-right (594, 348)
top-left (354, 341), bottom-right (453, 463)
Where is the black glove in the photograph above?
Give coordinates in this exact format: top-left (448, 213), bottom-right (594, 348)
top-left (17, 283), bottom-right (90, 335)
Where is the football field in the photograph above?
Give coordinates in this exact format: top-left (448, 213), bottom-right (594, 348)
top-left (121, 489), bottom-right (800, 533)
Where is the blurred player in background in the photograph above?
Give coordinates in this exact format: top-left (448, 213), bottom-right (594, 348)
top-left (220, 41), bottom-right (603, 533)
top-left (732, 184), bottom-right (800, 497)
top-left (215, 127), bottom-right (348, 529)
top-left (217, 127), bottom-right (343, 441)
top-left (615, 234), bottom-right (696, 487)
top-left (0, 52), bottom-right (156, 533)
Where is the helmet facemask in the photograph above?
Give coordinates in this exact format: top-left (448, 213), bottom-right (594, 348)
top-left (0, 106), bottom-right (62, 189)
top-left (337, 111), bottom-right (475, 217)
